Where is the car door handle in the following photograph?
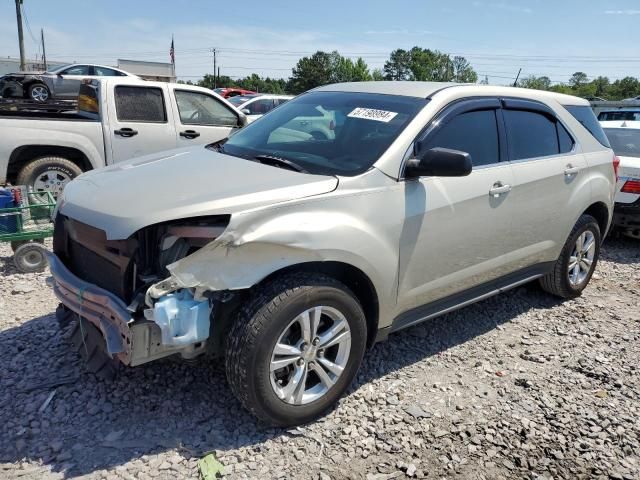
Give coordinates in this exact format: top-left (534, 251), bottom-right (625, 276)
top-left (114, 128), bottom-right (138, 138)
top-left (489, 182), bottom-right (512, 197)
top-left (179, 130), bottom-right (201, 139)
top-left (564, 164), bottom-right (580, 176)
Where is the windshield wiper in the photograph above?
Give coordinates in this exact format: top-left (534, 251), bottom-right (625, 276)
top-left (253, 155), bottom-right (308, 173)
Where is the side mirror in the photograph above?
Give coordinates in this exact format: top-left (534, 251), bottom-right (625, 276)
top-left (241, 108), bottom-right (251, 115)
top-left (405, 147), bottom-right (472, 178)
top-left (237, 112), bottom-right (248, 127)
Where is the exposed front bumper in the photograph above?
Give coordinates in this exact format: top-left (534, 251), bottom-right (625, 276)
top-left (47, 251), bottom-right (133, 365)
top-left (47, 252), bottom-right (209, 366)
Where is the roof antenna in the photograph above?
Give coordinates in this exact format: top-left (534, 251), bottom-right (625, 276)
top-left (513, 68), bottom-right (522, 87)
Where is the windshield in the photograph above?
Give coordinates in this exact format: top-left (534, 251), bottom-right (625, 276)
top-left (219, 91), bottom-right (427, 176)
top-left (229, 95), bottom-right (258, 106)
top-left (598, 111), bottom-right (640, 121)
top-left (46, 64), bottom-right (71, 73)
top-left (604, 128), bottom-right (640, 158)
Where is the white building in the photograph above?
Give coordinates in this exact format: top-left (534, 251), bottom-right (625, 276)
top-left (117, 59), bottom-right (176, 82)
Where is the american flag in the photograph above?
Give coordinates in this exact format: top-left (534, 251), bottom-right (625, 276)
top-left (170, 37), bottom-right (175, 65)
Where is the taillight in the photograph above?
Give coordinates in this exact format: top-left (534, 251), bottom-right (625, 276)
top-left (613, 155), bottom-right (620, 182)
top-left (621, 179), bottom-right (640, 194)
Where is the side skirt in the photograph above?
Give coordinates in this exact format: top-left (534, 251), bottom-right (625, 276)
top-left (379, 262), bottom-right (554, 340)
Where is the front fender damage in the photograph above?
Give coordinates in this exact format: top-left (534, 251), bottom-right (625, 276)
top-left (145, 210), bottom-right (380, 304)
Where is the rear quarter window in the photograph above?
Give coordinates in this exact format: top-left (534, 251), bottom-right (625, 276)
top-left (565, 105), bottom-right (610, 148)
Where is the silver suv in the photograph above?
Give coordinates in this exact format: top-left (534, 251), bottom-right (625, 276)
top-left (49, 82), bottom-right (616, 426)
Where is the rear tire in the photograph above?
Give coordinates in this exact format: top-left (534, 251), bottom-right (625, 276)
top-left (225, 272), bottom-right (367, 426)
top-left (540, 214), bottom-right (601, 298)
top-left (16, 156), bottom-right (83, 197)
top-left (70, 317), bottom-right (119, 380)
top-left (13, 242), bottom-right (47, 273)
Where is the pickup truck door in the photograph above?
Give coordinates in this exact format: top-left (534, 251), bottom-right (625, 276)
top-left (170, 87), bottom-right (242, 146)
top-left (107, 84), bottom-right (178, 163)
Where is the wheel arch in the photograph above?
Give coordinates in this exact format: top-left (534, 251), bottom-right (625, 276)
top-left (583, 201), bottom-right (610, 239)
top-left (260, 261), bottom-right (380, 348)
top-left (7, 145), bottom-right (92, 184)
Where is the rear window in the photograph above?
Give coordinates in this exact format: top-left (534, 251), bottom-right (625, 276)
top-left (598, 111), bottom-right (640, 121)
top-left (603, 128), bottom-right (640, 158)
top-left (115, 86), bottom-right (167, 123)
top-left (565, 105), bottom-right (610, 148)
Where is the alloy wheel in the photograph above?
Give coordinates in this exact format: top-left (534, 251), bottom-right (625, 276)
top-left (568, 230), bottom-right (596, 286)
top-left (30, 85), bottom-right (49, 102)
top-left (270, 306), bottom-right (351, 405)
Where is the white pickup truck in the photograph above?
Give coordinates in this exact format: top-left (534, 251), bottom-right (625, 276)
top-left (0, 78), bottom-right (247, 193)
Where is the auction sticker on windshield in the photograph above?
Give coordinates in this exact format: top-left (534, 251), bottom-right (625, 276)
top-left (348, 107), bottom-right (398, 123)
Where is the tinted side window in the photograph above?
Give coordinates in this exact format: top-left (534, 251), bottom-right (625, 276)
top-left (115, 86), bottom-right (166, 122)
top-left (504, 110), bottom-right (558, 160)
top-left (565, 105), bottom-right (611, 147)
top-left (245, 99), bottom-right (275, 115)
top-left (558, 123), bottom-right (574, 154)
top-left (425, 109), bottom-right (500, 167)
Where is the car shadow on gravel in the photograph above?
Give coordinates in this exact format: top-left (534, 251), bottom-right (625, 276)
top-left (0, 240), bottom-right (632, 478)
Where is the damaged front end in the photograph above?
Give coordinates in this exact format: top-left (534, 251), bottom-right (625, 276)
top-left (50, 214), bottom-right (233, 366)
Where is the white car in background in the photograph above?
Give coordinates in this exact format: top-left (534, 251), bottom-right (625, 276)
top-left (601, 120), bottom-right (640, 238)
top-left (228, 94), bottom-right (293, 122)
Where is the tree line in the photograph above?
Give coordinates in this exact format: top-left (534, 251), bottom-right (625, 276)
top-left (517, 73), bottom-right (640, 101)
top-left (185, 47), bottom-right (640, 101)
top-left (189, 47), bottom-right (478, 94)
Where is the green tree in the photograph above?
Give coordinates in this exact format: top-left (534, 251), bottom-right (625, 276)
top-left (371, 68), bottom-right (385, 81)
top-left (608, 77), bottom-right (640, 100)
top-left (288, 51), bottom-right (334, 93)
top-left (384, 47), bottom-right (477, 82)
top-left (383, 49), bottom-right (412, 80)
top-left (592, 76), bottom-right (610, 98)
top-left (569, 72), bottom-right (589, 88)
top-left (451, 56), bottom-right (478, 83)
top-left (519, 75), bottom-right (552, 90)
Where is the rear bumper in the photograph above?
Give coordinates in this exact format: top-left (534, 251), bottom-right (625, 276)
top-left (613, 200), bottom-right (640, 229)
top-left (47, 251), bottom-right (133, 365)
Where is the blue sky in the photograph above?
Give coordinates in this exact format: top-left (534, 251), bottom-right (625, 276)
top-left (1, 0), bottom-right (639, 84)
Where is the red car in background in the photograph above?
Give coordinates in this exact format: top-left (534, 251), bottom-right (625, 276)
top-left (213, 87), bottom-right (257, 98)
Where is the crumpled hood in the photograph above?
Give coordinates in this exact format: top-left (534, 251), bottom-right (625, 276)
top-left (60, 146), bottom-right (338, 239)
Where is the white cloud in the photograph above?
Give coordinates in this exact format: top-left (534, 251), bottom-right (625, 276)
top-left (364, 29), bottom-right (435, 36)
top-left (604, 9), bottom-right (640, 15)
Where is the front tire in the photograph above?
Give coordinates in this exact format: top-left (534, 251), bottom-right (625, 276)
top-left (540, 214), bottom-right (601, 298)
top-left (28, 82), bottom-right (50, 102)
top-left (13, 242), bottom-right (48, 273)
top-left (225, 273), bottom-right (367, 426)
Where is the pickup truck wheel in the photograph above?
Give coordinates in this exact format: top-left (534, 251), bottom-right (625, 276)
top-left (16, 156), bottom-right (83, 197)
top-left (28, 83), bottom-right (50, 102)
top-left (70, 317), bottom-right (119, 380)
top-left (540, 214), bottom-right (601, 298)
top-left (225, 273), bottom-right (367, 426)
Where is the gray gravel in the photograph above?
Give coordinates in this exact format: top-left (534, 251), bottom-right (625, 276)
top-left (1, 238), bottom-right (639, 480)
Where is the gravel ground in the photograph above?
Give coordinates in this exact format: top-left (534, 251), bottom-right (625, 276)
top-left (0, 237), bottom-right (639, 480)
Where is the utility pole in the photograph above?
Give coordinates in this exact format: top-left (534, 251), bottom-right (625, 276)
top-left (217, 66), bottom-right (220, 86)
top-left (212, 48), bottom-right (217, 89)
top-left (15, 0), bottom-right (25, 70)
top-left (41, 28), bottom-right (47, 70)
